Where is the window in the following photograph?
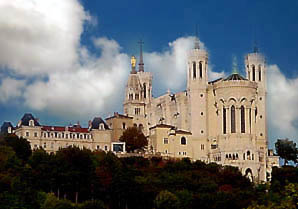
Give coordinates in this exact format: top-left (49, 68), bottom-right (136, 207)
top-left (193, 62), bottom-right (196, 79)
top-left (231, 105), bottom-right (236, 133)
top-left (77, 133), bottom-right (80, 139)
top-left (34, 144), bottom-right (38, 149)
top-left (66, 134), bottom-right (68, 139)
top-left (97, 145), bottom-right (100, 150)
top-left (247, 151), bottom-right (251, 160)
top-left (122, 123), bottom-right (126, 129)
top-left (44, 132), bottom-right (47, 138)
top-left (100, 123), bottom-right (105, 130)
top-left (44, 142), bottom-right (46, 148)
top-left (34, 132), bottom-right (38, 137)
top-left (249, 108), bottom-right (252, 133)
top-left (201, 144), bottom-right (204, 150)
top-left (129, 94), bottom-right (133, 100)
top-left (181, 137), bottom-right (186, 145)
top-left (241, 106), bottom-right (245, 133)
top-left (55, 132), bottom-right (58, 138)
top-left (26, 132), bottom-right (29, 137)
top-left (135, 93), bottom-right (139, 100)
top-left (135, 108), bottom-right (141, 115)
top-left (143, 83), bottom-right (147, 99)
top-left (258, 65), bottom-right (262, 81)
top-left (199, 61), bottom-right (203, 78)
top-left (104, 145), bottom-right (108, 151)
top-left (223, 107), bottom-right (227, 134)
top-left (80, 134), bottom-right (83, 139)
top-left (29, 120), bottom-right (34, 127)
top-left (165, 150), bottom-right (168, 154)
top-left (243, 153), bottom-right (245, 160)
top-left (252, 65), bottom-right (256, 81)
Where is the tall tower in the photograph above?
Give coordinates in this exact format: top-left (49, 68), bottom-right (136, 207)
top-left (123, 41), bottom-right (152, 135)
top-left (187, 36), bottom-right (208, 137)
top-left (245, 48), bottom-right (267, 150)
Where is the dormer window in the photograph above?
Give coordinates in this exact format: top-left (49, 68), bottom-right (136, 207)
top-left (7, 127), bottom-right (12, 134)
top-left (29, 120), bottom-right (34, 127)
top-left (99, 123), bottom-right (105, 130)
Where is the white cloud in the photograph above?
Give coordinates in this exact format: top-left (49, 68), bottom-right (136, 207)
top-left (267, 65), bottom-right (298, 143)
top-left (0, 78), bottom-right (26, 102)
top-left (0, 0), bottom-right (90, 76)
top-left (145, 36), bottom-right (224, 95)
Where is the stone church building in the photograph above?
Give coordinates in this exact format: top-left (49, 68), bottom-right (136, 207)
top-left (123, 38), bottom-right (279, 182)
top-left (1, 37), bottom-right (279, 182)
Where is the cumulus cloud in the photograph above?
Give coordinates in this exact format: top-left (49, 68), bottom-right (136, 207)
top-left (0, 0), bottom-right (90, 76)
top-left (0, 78), bottom-right (26, 102)
top-left (144, 36), bottom-right (224, 95)
top-left (267, 65), bottom-right (298, 143)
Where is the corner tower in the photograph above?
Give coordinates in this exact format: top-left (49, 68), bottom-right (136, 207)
top-left (187, 36), bottom-right (208, 137)
top-left (123, 41), bottom-right (152, 135)
top-left (245, 48), bottom-right (267, 151)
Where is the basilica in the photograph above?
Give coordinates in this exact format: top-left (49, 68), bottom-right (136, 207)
top-left (1, 37), bottom-right (279, 182)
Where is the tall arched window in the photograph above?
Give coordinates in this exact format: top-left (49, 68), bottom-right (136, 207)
top-left (231, 105), bottom-right (236, 133)
top-left (181, 137), bottom-right (186, 145)
top-left (252, 65), bottom-right (256, 81)
top-left (193, 62), bottom-right (196, 79)
top-left (258, 65), bottom-right (262, 81)
top-left (199, 62), bottom-right (203, 78)
top-left (241, 106), bottom-right (245, 133)
top-left (143, 83), bottom-right (147, 99)
top-left (223, 107), bottom-right (227, 134)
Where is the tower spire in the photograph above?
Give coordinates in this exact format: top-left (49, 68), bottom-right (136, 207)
top-left (194, 24), bottom-right (200, 49)
top-left (138, 40), bottom-right (144, 72)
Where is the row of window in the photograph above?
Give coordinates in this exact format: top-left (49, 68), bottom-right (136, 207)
top-left (164, 150), bottom-right (187, 156)
top-left (192, 61), bottom-right (203, 79)
top-left (163, 137), bottom-right (187, 145)
top-left (225, 151), bottom-right (255, 161)
top-left (247, 65), bottom-right (262, 82)
top-left (223, 105), bottom-right (256, 134)
top-left (26, 131), bottom-right (92, 140)
top-left (33, 143), bottom-right (109, 151)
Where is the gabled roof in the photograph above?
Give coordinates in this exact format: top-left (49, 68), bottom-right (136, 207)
top-left (19, 113), bottom-right (40, 126)
top-left (224, 73), bottom-right (247, 81)
top-left (91, 117), bottom-right (110, 130)
top-left (1, 122), bottom-right (15, 134)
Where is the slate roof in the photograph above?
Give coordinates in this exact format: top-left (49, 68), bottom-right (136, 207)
top-left (1, 122), bottom-right (15, 134)
top-left (91, 117), bottom-right (110, 130)
top-left (20, 113), bottom-right (40, 126)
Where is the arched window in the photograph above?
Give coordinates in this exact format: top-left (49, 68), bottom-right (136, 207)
top-left (252, 65), bottom-right (256, 81)
top-left (193, 62), bottom-right (196, 79)
top-left (143, 83), bottom-right (147, 99)
top-left (122, 123), bottom-right (126, 129)
top-left (223, 107), bottom-right (227, 134)
top-left (139, 124), bottom-right (143, 131)
top-left (199, 62), bottom-right (203, 78)
top-left (243, 153), bottom-right (245, 160)
top-left (231, 105), bottom-right (236, 133)
top-left (181, 137), bottom-right (186, 145)
top-left (241, 106), bottom-right (245, 133)
top-left (247, 151), bottom-right (251, 160)
top-left (258, 65), bottom-right (262, 81)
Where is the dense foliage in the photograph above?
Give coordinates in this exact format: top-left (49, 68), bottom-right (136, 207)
top-left (119, 127), bottom-right (148, 152)
top-left (275, 138), bottom-right (298, 165)
top-left (0, 134), bottom-right (297, 209)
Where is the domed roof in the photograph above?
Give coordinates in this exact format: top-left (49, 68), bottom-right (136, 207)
top-left (224, 73), bottom-right (247, 81)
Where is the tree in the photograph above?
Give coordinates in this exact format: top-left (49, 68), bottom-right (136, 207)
top-left (154, 190), bottom-right (179, 209)
top-left (275, 139), bottom-right (298, 165)
top-left (0, 134), bottom-right (32, 162)
top-left (119, 127), bottom-right (148, 152)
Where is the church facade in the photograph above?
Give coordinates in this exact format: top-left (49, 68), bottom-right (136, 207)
top-left (123, 38), bottom-right (279, 182)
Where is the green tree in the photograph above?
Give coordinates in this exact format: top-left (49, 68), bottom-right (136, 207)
top-left (275, 139), bottom-right (298, 165)
top-left (119, 127), bottom-right (148, 152)
top-left (0, 134), bottom-right (32, 162)
top-left (154, 190), bottom-right (179, 209)
top-left (78, 199), bottom-right (106, 209)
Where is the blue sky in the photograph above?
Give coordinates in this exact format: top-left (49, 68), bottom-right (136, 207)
top-left (0, 0), bottom-right (298, 147)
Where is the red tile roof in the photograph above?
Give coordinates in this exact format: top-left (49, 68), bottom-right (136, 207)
top-left (41, 126), bottom-right (89, 133)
